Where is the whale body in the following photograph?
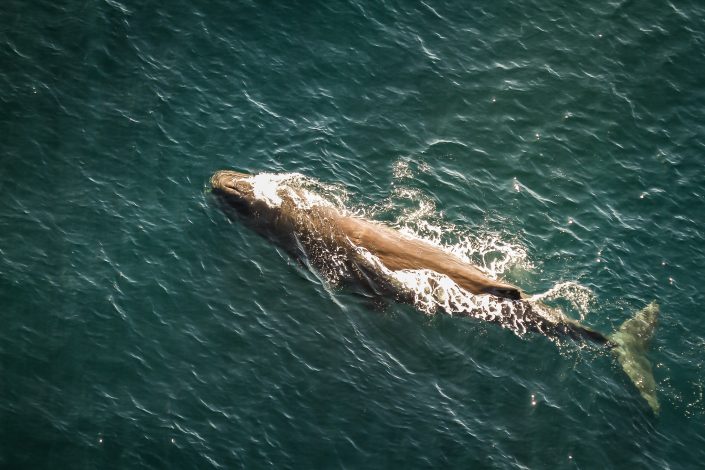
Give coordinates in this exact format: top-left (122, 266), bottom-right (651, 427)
top-left (210, 170), bottom-right (660, 413)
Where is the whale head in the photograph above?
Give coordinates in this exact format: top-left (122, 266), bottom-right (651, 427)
top-left (211, 170), bottom-right (266, 219)
top-left (211, 169), bottom-right (261, 208)
top-left (211, 170), bottom-right (252, 197)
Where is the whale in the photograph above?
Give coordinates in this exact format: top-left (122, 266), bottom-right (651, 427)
top-left (210, 169), bottom-right (660, 413)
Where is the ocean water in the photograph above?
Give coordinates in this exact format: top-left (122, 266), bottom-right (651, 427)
top-left (2, 0), bottom-right (705, 468)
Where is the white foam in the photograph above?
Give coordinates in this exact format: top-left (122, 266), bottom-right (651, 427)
top-left (246, 172), bottom-right (346, 210)
top-left (248, 172), bottom-right (295, 207)
top-left (392, 160), bottom-right (413, 179)
top-left (355, 245), bottom-right (528, 333)
top-left (527, 281), bottom-right (595, 321)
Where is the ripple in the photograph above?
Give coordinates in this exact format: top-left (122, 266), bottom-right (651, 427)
top-left (3, 0), bottom-right (705, 466)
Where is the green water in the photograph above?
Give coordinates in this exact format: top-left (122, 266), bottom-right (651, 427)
top-left (2, 0), bottom-right (705, 468)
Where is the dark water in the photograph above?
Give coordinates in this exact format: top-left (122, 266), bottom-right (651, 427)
top-left (2, 0), bottom-right (705, 467)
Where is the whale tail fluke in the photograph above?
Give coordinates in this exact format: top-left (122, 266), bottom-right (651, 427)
top-left (609, 301), bottom-right (660, 414)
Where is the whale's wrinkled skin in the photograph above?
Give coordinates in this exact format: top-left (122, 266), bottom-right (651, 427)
top-left (210, 170), bottom-right (660, 413)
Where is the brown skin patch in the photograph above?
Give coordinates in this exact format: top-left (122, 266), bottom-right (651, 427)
top-left (334, 215), bottom-right (522, 299)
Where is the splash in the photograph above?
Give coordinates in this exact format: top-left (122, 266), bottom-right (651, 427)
top-left (248, 172), bottom-right (298, 206)
top-left (355, 246), bottom-right (543, 338)
top-left (246, 172), bottom-right (348, 211)
top-left (528, 282), bottom-right (596, 321)
top-left (392, 160), bottom-right (413, 179)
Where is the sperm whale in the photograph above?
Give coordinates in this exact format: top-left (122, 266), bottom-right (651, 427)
top-left (210, 170), bottom-right (660, 413)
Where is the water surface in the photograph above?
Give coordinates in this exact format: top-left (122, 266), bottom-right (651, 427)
top-left (2, 0), bottom-right (705, 467)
